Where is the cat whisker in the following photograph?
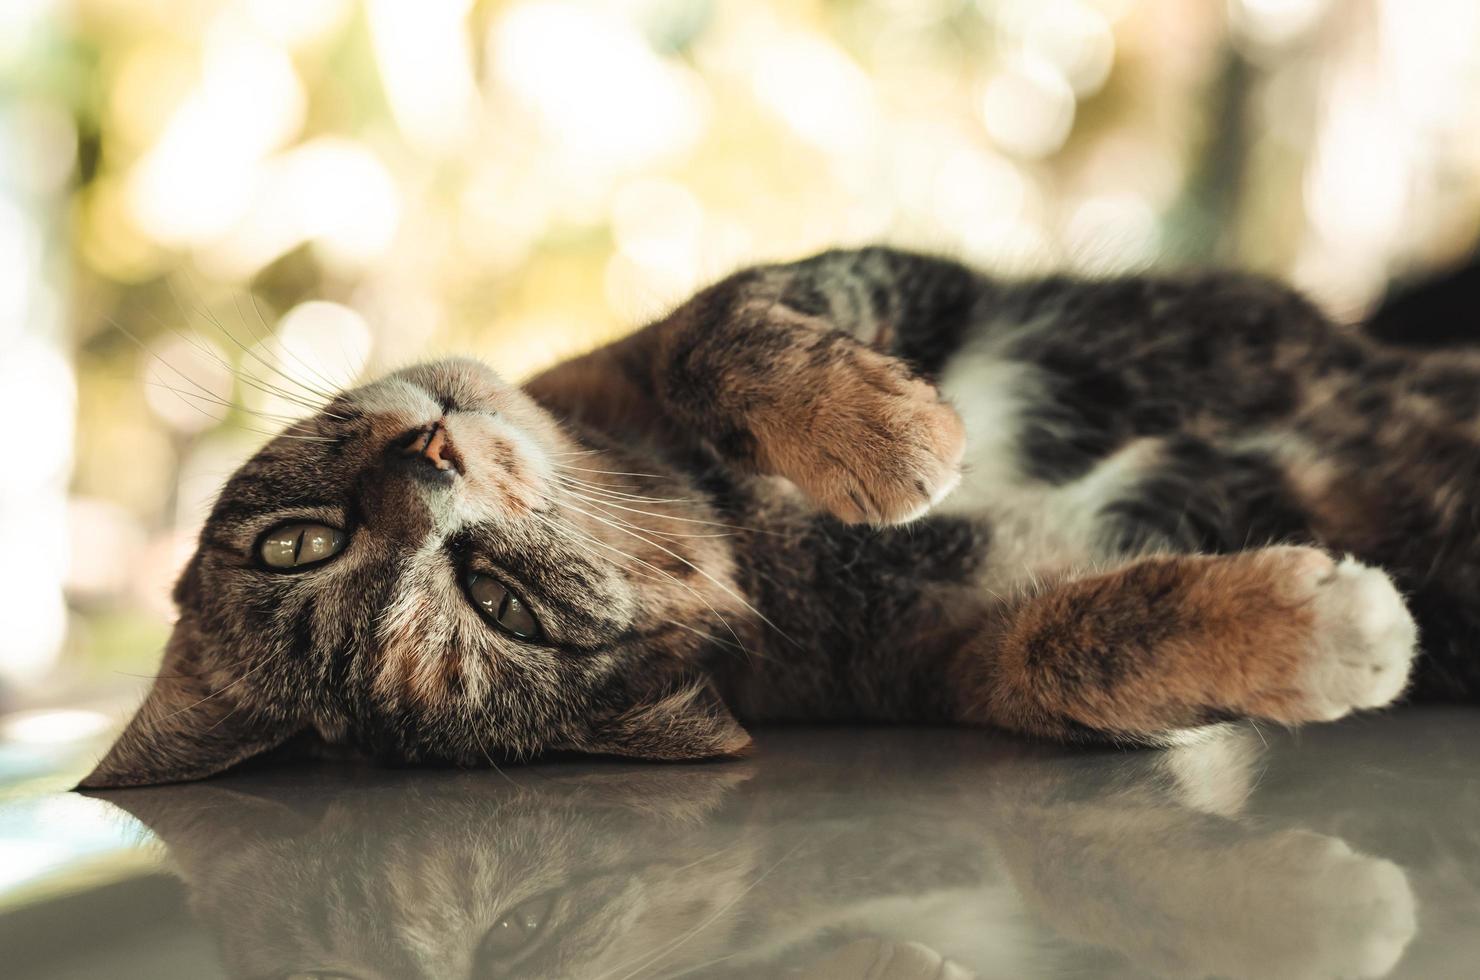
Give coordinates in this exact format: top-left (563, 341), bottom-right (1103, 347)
top-left (154, 316), bottom-right (340, 419)
top-left (660, 618), bottom-right (748, 651)
top-left (552, 462), bottom-right (667, 479)
top-left (158, 310), bottom-right (325, 405)
top-left (551, 490), bottom-right (715, 544)
top-left (550, 478), bottom-right (682, 503)
top-left (553, 482), bottom-right (776, 535)
top-left (152, 646), bottom-right (283, 726)
top-left (529, 511), bottom-right (761, 662)
top-left (142, 380), bottom-right (307, 426)
top-left (112, 650), bottom-right (262, 681)
top-left (106, 314), bottom-right (318, 424)
top-left (140, 382), bottom-right (336, 442)
top-left (553, 475), bottom-right (785, 537)
top-left (552, 474), bottom-right (690, 503)
top-left (257, 430), bottom-right (339, 443)
top-left (555, 489), bottom-right (731, 540)
top-left (549, 475), bottom-right (637, 496)
top-left (168, 283), bottom-right (357, 426)
top-left (242, 292), bottom-right (352, 401)
top-left (529, 510), bottom-right (690, 591)
top-left (466, 693), bottom-right (521, 789)
top-left (554, 499), bottom-right (798, 649)
top-left (158, 280), bottom-right (342, 411)
top-left (173, 274), bottom-right (343, 405)
top-left (528, 511), bottom-right (663, 583)
top-left (189, 320), bottom-right (347, 418)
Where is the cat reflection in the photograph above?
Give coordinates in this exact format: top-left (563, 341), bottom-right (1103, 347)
top-left (92, 730), bottom-right (1415, 980)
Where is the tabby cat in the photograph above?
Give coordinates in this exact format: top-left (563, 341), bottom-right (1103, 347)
top-left (82, 247), bottom-right (1479, 787)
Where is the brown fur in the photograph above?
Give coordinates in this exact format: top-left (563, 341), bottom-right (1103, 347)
top-left (959, 549), bottom-right (1324, 738)
top-left (651, 301), bottom-right (966, 523)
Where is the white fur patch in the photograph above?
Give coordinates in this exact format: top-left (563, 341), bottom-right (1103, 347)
top-left (373, 533), bottom-right (468, 700)
top-left (351, 377), bottom-right (440, 421)
top-left (1158, 727), bottom-right (1261, 816)
top-left (1291, 554), bottom-right (1418, 721)
top-left (935, 344), bottom-right (1166, 591)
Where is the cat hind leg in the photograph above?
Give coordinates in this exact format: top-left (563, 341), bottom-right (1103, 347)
top-left (956, 546), bottom-right (1419, 741)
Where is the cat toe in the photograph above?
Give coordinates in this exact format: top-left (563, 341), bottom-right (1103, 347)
top-left (1288, 554), bottom-right (1418, 721)
top-left (799, 379), bottom-right (966, 526)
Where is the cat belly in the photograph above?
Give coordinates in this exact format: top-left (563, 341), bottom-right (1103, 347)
top-left (933, 347), bottom-right (1161, 591)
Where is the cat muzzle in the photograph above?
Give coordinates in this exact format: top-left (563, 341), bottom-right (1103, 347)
top-left (399, 420), bottom-right (465, 479)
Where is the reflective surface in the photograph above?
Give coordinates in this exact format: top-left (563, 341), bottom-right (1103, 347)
top-left (3, 711), bottom-right (1479, 979)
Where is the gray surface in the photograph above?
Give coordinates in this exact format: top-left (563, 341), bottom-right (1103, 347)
top-left (2, 709), bottom-right (1478, 978)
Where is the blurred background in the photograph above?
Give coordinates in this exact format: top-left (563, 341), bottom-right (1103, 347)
top-left (2, 0), bottom-right (1480, 756)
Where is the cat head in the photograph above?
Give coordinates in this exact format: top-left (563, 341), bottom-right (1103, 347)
top-left (81, 358), bottom-right (751, 788)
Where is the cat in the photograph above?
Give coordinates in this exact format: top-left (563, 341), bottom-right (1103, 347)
top-left (81, 246), bottom-right (1480, 788)
top-left (87, 727), bottom-right (1419, 980)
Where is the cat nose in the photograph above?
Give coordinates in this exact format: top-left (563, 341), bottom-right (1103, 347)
top-left (398, 420), bottom-right (464, 478)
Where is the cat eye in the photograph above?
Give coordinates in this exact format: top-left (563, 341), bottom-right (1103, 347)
top-left (478, 892), bottom-right (555, 960)
top-left (258, 522), bottom-right (348, 570)
top-left (466, 571), bottom-right (542, 641)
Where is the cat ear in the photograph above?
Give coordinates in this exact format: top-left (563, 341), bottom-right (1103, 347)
top-left (78, 674), bottom-right (298, 788)
top-left (78, 633), bottom-right (301, 789)
top-left (563, 684), bottom-right (752, 761)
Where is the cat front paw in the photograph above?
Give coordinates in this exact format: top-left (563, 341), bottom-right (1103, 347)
top-left (1262, 549), bottom-right (1418, 723)
top-left (761, 342), bottom-right (965, 526)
